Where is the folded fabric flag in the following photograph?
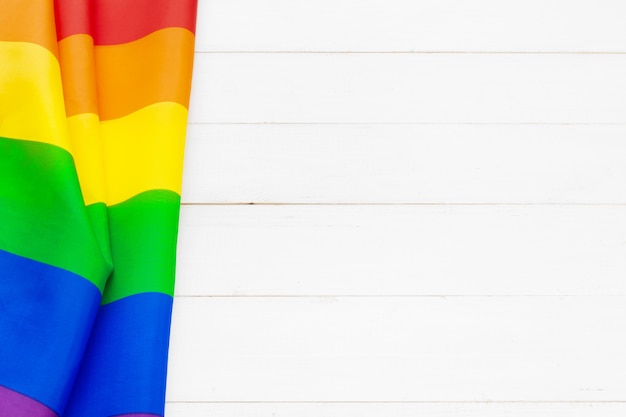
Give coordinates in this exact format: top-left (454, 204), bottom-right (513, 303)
top-left (0, 0), bottom-right (198, 415)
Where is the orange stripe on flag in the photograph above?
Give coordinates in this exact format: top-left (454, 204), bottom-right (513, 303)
top-left (94, 28), bottom-right (195, 121)
top-left (58, 34), bottom-right (99, 117)
top-left (0, 0), bottom-right (58, 56)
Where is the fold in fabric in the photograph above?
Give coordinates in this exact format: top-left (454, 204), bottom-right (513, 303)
top-left (0, 1), bottom-right (198, 415)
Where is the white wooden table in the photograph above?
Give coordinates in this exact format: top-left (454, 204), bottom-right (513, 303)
top-left (167, 1), bottom-right (626, 415)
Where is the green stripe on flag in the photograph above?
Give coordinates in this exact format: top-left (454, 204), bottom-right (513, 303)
top-left (101, 189), bottom-right (180, 304)
top-left (0, 136), bottom-right (112, 290)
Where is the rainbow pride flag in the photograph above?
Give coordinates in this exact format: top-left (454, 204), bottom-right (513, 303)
top-left (0, 0), bottom-right (197, 415)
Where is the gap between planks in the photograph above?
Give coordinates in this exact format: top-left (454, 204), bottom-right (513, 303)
top-left (180, 202), bottom-right (626, 206)
top-left (173, 295), bottom-right (626, 298)
top-left (195, 51), bottom-right (626, 55)
top-left (166, 400), bottom-right (626, 404)
top-left (186, 122), bottom-right (626, 126)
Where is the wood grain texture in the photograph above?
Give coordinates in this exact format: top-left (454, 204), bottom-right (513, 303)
top-left (188, 53), bottom-right (626, 124)
top-left (169, 2), bottom-right (626, 414)
top-left (182, 124), bottom-right (626, 204)
top-left (165, 402), bottom-right (626, 417)
top-left (195, 0), bottom-right (626, 52)
top-left (175, 205), bottom-right (626, 296)
top-left (166, 296), bottom-right (626, 402)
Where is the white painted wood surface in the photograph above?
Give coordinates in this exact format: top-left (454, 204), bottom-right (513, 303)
top-left (188, 53), bottom-right (626, 124)
top-left (168, 1), bottom-right (626, 415)
top-left (195, 0), bottom-right (626, 52)
top-left (182, 124), bottom-right (626, 204)
top-left (175, 205), bottom-right (626, 296)
top-left (167, 402), bottom-right (626, 417)
top-left (167, 296), bottom-right (626, 402)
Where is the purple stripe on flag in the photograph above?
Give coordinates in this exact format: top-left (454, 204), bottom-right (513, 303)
top-left (0, 385), bottom-right (57, 417)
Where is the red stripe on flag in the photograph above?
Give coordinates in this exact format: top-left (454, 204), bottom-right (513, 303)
top-left (55, 0), bottom-right (197, 44)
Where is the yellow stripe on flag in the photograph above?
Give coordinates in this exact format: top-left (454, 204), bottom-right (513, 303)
top-left (0, 41), bottom-right (70, 152)
top-left (66, 113), bottom-right (106, 206)
top-left (101, 102), bottom-right (188, 206)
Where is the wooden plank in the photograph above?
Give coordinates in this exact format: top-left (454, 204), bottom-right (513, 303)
top-left (166, 402), bottom-right (626, 417)
top-left (175, 205), bottom-right (626, 296)
top-left (181, 124), bottom-right (626, 204)
top-left (166, 296), bottom-right (626, 402)
top-left (195, 0), bottom-right (626, 52)
top-left (188, 54), bottom-right (626, 124)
